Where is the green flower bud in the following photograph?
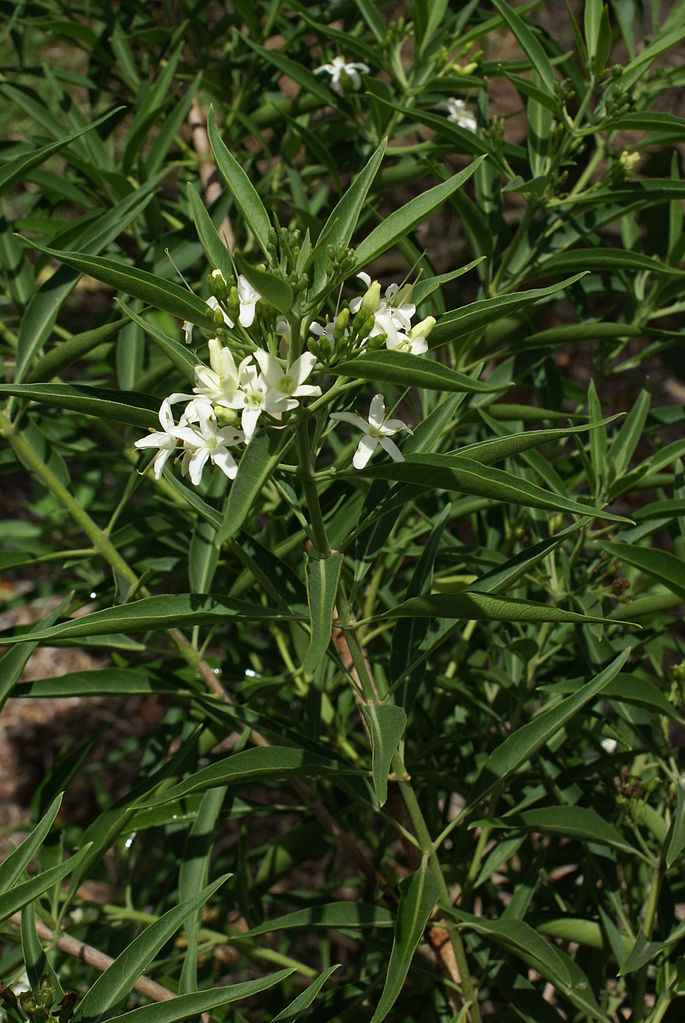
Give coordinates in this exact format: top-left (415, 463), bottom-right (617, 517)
top-left (409, 315), bottom-right (436, 340)
top-left (227, 286), bottom-right (240, 321)
top-left (334, 307), bottom-right (350, 337)
top-left (210, 268), bottom-right (227, 298)
top-left (360, 280), bottom-right (381, 317)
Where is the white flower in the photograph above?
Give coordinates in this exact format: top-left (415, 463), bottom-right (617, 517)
top-left (182, 320), bottom-right (194, 345)
top-left (315, 56), bottom-right (370, 96)
top-left (600, 738), bottom-right (618, 754)
top-left (174, 399), bottom-right (243, 485)
top-left (237, 275), bottom-right (261, 327)
top-left (193, 338), bottom-right (247, 409)
top-left (310, 319), bottom-right (336, 343)
top-left (134, 400), bottom-right (181, 479)
top-left (330, 394), bottom-right (412, 469)
top-left (445, 98), bottom-right (477, 132)
top-left (206, 295), bottom-right (234, 328)
top-left (385, 330), bottom-right (428, 356)
top-left (351, 273), bottom-right (417, 346)
top-left (238, 360), bottom-right (273, 441)
top-left (254, 350), bottom-right (321, 408)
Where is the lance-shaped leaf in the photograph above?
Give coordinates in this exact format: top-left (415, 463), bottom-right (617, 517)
top-left (144, 746), bottom-right (340, 806)
top-left (454, 416), bottom-right (620, 465)
top-left (103, 972), bottom-right (295, 1023)
top-left (118, 302), bottom-right (201, 382)
top-left (665, 784), bottom-right (685, 869)
top-left (381, 591), bottom-right (629, 626)
top-left (429, 273), bottom-right (587, 346)
top-left (468, 650), bottom-right (631, 807)
top-left (354, 454), bottom-right (630, 522)
top-left (0, 107), bottom-right (123, 195)
top-left (601, 541), bottom-right (685, 601)
top-left (236, 256), bottom-right (293, 315)
top-left (0, 383), bottom-right (159, 428)
top-left (332, 350), bottom-right (504, 393)
top-left (303, 553), bottom-right (343, 673)
top-left (0, 793), bottom-right (63, 893)
top-left (371, 859), bottom-right (440, 1023)
top-left (0, 594), bottom-right (301, 646)
top-left (311, 137), bottom-right (386, 292)
top-left (243, 36), bottom-right (336, 106)
top-left (207, 106), bottom-right (271, 256)
top-left (361, 703), bottom-right (407, 808)
top-left (73, 876), bottom-right (230, 1020)
top-left (351, 158), bottom-right (485, 271)
top-left (0, 845), bottom-right (92, 923)
top-left (215, 430), bottom-right (291, 546)
top-left (272, 965), bottom-right (341, 1022)
top-left (537, 248), bottom-right (685, 276)
top-left (186, 180), bottom-right (234, 281)
top-left (19, 242), bottom-right (216, 329)
top-left (481, 805), bottom-right (642, 857)
top-left (491, 0), bottom-right (556, 94)
top-left (17, 669), bottom-right (176, 700)
top-left (234, 901), bottom-right (393, 940)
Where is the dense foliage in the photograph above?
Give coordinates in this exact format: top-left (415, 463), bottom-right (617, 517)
top-left (1, 1), bottom-right (685, 1020)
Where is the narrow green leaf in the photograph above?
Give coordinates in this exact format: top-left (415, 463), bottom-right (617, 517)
top-left (352, 159), bottom-right (485, 271)
top-left (144, 747), bottom-right (339, 807)
top-left (0, 845), bottom-right (91, 923)
top-left (538, 248), bottom-right (685, 276)
top-left (272, 965), bottom-right (341, 1022)
top-left (355, 454), bottom-right (630, 522)
top-left (413, 258), bottom-right (486, 305)
top-left (118, 302), bottom-right (201, 383)
top-left (469, 650), bottom-right (631, 807)
top-left (215, 430), bottom-right (290, 546)
top-left (186, 182), bottom-right (234, 282)
top-left (430, 274), bottom-right (588, 347)
top-left (490, 0), bottom-right (556, 94)
top-left (19, 243), bottom-right (216, 329)
top-left (619, 23), bottom-right (685, 90)
top-left (601, 541), bottom-right (685, 600)
top-left (484, 805), bottom-right (641, 857)
top-left (611, 390), bottom-right (650, 478)
top-left (104, 972), bottom-right (295, 1023)
top-left (361, 703), bottom-right (407, 808)
top-left (0, 595), bottom-right (301, 646)
top-left (236, 257), bottom-right (293, 315)
top-left (17, 669), bottom-right (175, 699)
top-left (0, 793), bottom-right (63, 893)
top-left (371, 859), bottom-right (439, 1023)
top-left (665, 784), bottom-right (685, 869)
top-left (0, 599), bottom-right (68, 712)
top-left (303, 553), bottom-right (343, 673)
top-left (207, 106), bottom-right (271, 256)
top-left (235, 901), bottom-right (393, 941)
top-left (179, 787), bottom-right (227, 994)
top-left (0, 107), bottom-right (123, 195)
top-left (333, 350), bottom-right (504, 393)
top-left (456, 416), bottom-right (619, 465)
top-left (74, 876), bottom-right (230, 1020)
top-left (312, 138), bottom-right (386, 292)
top-left (382, 591), bottom-right (627, 626)
top-left (0, 383), bottom-right (159, 428)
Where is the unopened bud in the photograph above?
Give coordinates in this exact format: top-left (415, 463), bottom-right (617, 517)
top-left (210, 268), bottom-right (227, 298)
top-left (410, 315), bottom-right (436, 340)
top-left (367, 333), bottom-right (386, 350)
top-left (334, 307), bottom-right (350, 337)
top-left (227, 286), bottom-right (240, 320)
top-left (360, 280), bottom-right (381, 317)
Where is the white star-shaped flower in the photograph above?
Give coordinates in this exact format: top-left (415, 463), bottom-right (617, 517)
top-left (330, 394), bottom-right (412, 470)
top-left (351, 272), bottom-right (417, 345)
top-left (314, 56), bottom-right (370, 95)
top-left (193, 338), bottom-right (248, 409)
top-left (444, 98), bottom-right (477, 132)
top-left (253, 350), bottom-right (322, 408)
top-left (173, 399), bottom-right (243, 485)
top-left (134, 399), bottom-right (180, 479)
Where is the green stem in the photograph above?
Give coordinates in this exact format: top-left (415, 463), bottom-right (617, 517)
top-left (295, 415), bottom-right (330, 556)
top-left (395, 761), bottom-right (482, 1023)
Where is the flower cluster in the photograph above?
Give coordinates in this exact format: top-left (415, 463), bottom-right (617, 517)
top-left (136, 266), bottom-right (438, 485)
top-left (309, 272), bottom-right (436, 362)
top-left (135, 339), bottom-right (321, 486)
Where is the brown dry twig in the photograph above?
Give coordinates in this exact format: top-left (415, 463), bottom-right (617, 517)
top-left (8, 914), bottom-right (175, 1003)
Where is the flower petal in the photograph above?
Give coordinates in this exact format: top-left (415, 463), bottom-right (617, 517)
top-left (188, 447), bottom-right (210, 486)
top-left (353, 435), bottom-right (378, 469)
top-left (212, 447), bottom-right (239, 480)
top-left (330, 411), bottom-right (368, 432)
top-left (241, 406), bottom-right (262, 441)
top-left (368, 394), bottom-right (386, 429)
top-left (379, 436), bottom-right (405, 462)
top-left (290, 352), bottom-right (317, 386)
top-left (153, 448), bottom-right (173, 479)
